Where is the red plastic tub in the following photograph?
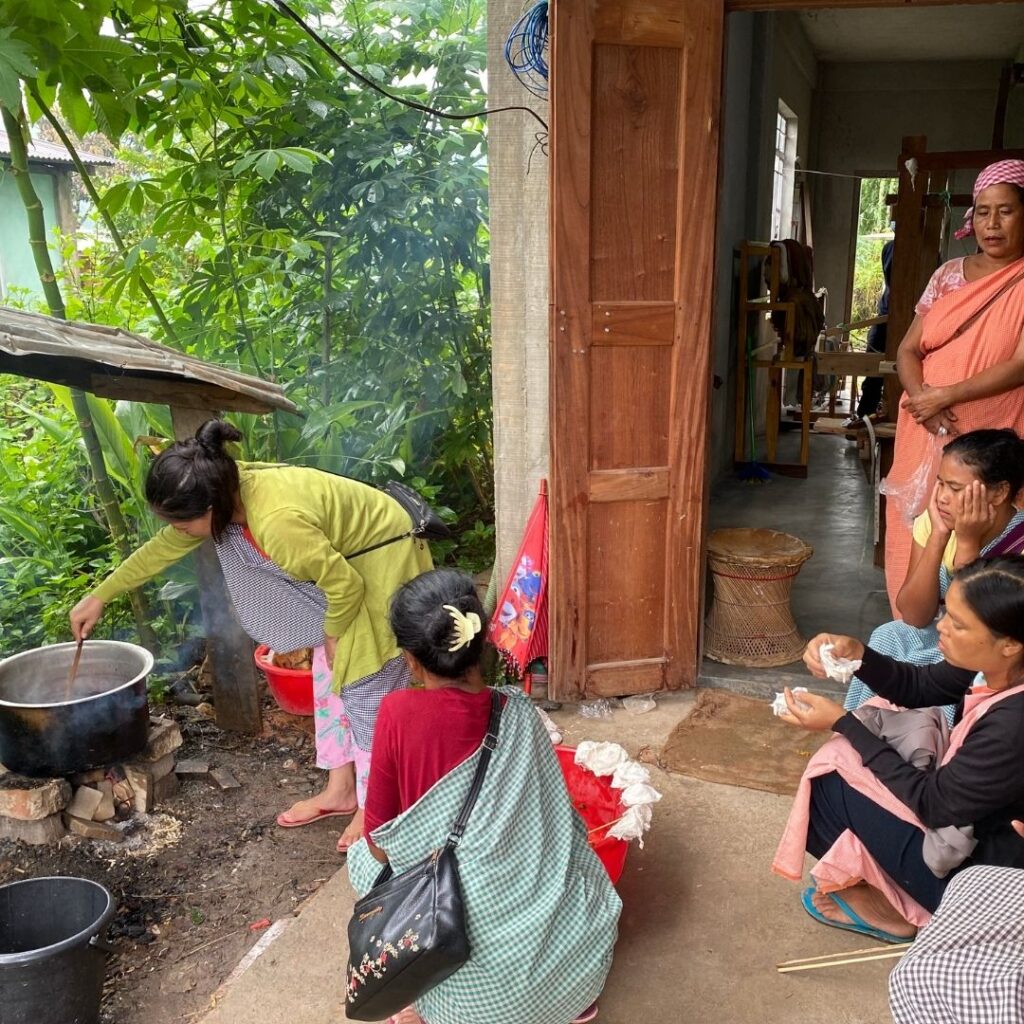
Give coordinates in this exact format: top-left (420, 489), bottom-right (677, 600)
top-left (254, 645), bottom-right (315, 717)
top-left (555, 745), bottom-right (629, 884)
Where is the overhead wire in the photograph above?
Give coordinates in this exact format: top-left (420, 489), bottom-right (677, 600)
top-left (267, 0), bottom-right (548, 130)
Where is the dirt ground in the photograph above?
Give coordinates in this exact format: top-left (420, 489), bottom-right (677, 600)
top-left (0, 698), bottom-right (352, 1024)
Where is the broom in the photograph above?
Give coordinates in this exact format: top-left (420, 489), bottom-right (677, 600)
top-left (737, 331), bottom-right (771, 482)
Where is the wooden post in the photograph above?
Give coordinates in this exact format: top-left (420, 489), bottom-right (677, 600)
top-left (170, 407), bottom-right (262, 734)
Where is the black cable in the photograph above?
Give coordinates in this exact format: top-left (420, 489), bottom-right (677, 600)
top-left (268, 0), bottom-right (548, 131)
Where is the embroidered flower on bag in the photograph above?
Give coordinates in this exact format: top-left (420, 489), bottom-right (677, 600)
top-left (347, 931), bottom-right (422, 1003)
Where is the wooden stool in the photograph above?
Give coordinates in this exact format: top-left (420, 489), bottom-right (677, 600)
top-left (704, 528), bottom-right (814, 667)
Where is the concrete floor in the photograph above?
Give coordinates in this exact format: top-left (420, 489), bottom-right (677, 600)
top-left (703, 431), bottom-right (890, 697)
top-left (200, 694), bottom-right (895, 1024)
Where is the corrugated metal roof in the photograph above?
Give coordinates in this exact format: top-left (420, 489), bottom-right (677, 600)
top-left (0, 307), bottom-right (299, 416)
top-left (0, 128), bottom-right (114, 168)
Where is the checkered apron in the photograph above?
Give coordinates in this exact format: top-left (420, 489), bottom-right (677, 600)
top-left (890, 865), bottom-right (1024, 1023)
top-left (214, 524), bottom-right (327, 651)
top-left (347, 688), bottom-right (622, 1024)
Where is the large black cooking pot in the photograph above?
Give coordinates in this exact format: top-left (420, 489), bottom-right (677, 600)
top-left (0, 641), bottom-right (152, 777)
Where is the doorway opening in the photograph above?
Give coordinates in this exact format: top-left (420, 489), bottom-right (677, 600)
top-left (704, 3), bottom-right (1024, 693)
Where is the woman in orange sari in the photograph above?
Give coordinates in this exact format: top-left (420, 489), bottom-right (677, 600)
top-left (885, 161), bottom-right (1024, 607)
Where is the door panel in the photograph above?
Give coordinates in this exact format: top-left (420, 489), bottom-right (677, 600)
top-left (549, 0), bottom-right (723, 699)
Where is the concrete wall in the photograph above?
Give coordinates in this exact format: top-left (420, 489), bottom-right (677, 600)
top-left (810, 60), bottom-right (1021, 328)
top-left (487, 0), bottom-right (550, 588)
top-left (0, 166), bottom-right (63, 300)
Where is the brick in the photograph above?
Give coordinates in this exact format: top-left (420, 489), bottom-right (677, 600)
top-left (138, 717), bottom-right (183, 762)
top-left (0, 775), bottom-right (71, 821)
top-left (0, 812), bottom-right (65, 844)
top-left (70, 768), bottom-right (107, 787)
top-left (64, 813), bottom-right (124, 842)
top-left (124, 755), bottom-right (176, 813)
top-left (209, 768), bottom-right (241, 791)
top-left (175, 759), bottom-right (210, 779)
top-left (94, 781), bottom-right (116, 822)
top-left (67, 785), bottom-right (104, 820)
top-left (152, 772), bottom-right (179, 807)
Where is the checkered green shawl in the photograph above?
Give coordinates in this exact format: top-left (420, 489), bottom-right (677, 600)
top-left (347, 687), bottom-right (621, 1024)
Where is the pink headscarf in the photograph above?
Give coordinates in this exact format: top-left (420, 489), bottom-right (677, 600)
top-left (955, 159), bottom-right (1024, 240)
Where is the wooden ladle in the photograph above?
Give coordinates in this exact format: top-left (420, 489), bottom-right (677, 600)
top-left (65, 637), bottom-right (85, 701)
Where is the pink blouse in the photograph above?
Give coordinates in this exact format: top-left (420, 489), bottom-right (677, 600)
top-left (915, 258), bottom-right (967, 318)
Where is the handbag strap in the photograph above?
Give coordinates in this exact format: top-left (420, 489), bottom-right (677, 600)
top-left (345, 530), bottom-right (416, 560)
top-left (950, 264), bottom-right (1024, 341)
top-left (447, 689), bottom-right (503, 848)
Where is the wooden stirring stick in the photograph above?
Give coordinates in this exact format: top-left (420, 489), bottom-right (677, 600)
top-left (65, 637), bottom-right (84, 700)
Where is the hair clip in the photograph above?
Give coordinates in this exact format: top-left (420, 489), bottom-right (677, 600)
top-left (444, 604), bottom-right (482, 652)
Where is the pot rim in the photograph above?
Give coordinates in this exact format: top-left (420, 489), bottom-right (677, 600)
top-left (0, 876), bottom-right (116, 965)
top-left (0, 640), bottom-right (154, 710)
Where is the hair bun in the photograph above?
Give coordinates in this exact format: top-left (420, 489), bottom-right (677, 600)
top-left (195, 419), bottom-right (243, 453)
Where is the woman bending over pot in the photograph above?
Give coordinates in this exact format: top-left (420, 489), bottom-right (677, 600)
top-left (70, 419), bottom-right (432, 852)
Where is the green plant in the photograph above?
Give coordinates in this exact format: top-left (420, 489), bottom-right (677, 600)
top-left (0, 0), bottom-right (496, 651)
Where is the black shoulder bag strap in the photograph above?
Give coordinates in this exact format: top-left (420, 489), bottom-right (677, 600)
top-left (446, 689), bottom-right (503, 848)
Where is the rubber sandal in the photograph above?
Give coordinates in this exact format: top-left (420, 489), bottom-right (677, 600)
top-left (276, 804), bottom-right (357, 829)
top-left (572, 1003), bottom-right (599, 1023)
top-left (799, 886), bottom-right (911, 945)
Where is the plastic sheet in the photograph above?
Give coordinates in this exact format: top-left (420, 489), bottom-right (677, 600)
top-left (622, 694), bottom-right (656, 715)
top-left (880, 428), bottom-right (947, 527)
top-left (574, 740), bottom-right (629, 776)
top-left (577, 699), bottom-right (614, 719)
top-left (771, 687), bottom-right (809, 716)
top-left (607, 804), bottom-right (653, 847)
top-left (610, 761), bottom-right (650, 789)
top-left (820, 643), bottom-right (862, 685)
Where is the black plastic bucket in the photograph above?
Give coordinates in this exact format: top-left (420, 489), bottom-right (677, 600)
top-left (0, 876), bottom-right (116, 1024)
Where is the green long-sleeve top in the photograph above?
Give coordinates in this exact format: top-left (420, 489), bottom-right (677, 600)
top-left (92, 463), bottom-right (433, 689)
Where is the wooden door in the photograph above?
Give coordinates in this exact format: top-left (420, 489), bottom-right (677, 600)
top-left (549, 0), bottom-right (723, 699)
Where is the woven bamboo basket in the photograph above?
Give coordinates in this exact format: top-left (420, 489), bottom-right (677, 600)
top-left (704, 528), bottom-right (814, 667)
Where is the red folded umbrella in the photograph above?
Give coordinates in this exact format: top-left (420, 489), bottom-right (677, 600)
top-left (488, 479), bottom-right (548, 680)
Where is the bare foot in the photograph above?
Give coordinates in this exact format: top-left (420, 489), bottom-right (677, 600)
top-left (388, 1009), bottom-right (424, 1024)
top-left (812, 884), bottom-right (916, 938)
top-left (337, 808), bottom-right (365, 853)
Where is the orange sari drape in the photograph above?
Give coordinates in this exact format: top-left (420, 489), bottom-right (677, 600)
top-left (884, 258), bottom-right (1024, 608)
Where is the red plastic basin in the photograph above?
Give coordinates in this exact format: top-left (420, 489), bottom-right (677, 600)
top-left (555, 744), bottom-right (629, 884)
top-left (254, 644), bottom-right (315, 717)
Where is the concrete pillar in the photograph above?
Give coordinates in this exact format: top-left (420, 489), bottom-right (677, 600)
top-left (487, 0), bottom-right (550, 587)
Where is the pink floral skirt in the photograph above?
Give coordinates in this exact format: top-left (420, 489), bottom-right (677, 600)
top-left (312, 646), bottom-right (371, 806)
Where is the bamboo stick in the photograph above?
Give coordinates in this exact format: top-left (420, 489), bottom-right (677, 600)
top-left (777, 943), bottom-right (913, 973)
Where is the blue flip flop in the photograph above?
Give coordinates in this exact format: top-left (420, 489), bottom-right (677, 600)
top-left (800, 886), bottom-right (911, 945)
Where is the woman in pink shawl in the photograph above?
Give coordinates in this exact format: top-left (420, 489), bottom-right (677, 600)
top-left (885, 161), bottom-right (1024, 609)
top-left (773, 556), bottom-right (1024, 943)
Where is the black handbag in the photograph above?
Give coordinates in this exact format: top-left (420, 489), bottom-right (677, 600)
top-left (344, 690), bottom-right (503, 1021)
top-left (345, 480), bottom-right (452, 559)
